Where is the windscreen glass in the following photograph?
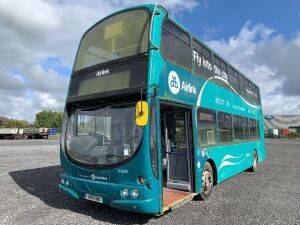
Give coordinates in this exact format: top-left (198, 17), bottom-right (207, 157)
top-left (65, 104), bottom-right (143, 166)
top-left (74, 9), bottom-right (150, 71)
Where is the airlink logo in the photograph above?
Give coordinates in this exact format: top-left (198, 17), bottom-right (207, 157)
top-left (96, 68), bottom-right (109, 76)
top-left (168, 71), bottom-right (180, 94)
top-left (168, 71), bottom-right (197, 95)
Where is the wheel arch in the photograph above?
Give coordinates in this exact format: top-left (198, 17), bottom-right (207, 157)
top-left (206, 159), bottom-right (218, 185)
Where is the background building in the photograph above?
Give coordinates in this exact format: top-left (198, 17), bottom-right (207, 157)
top-left (264, 115), bottom-right (300, 135)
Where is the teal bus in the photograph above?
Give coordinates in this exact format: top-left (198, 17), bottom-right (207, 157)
top-left (59, 4), bottom-right (266, 215)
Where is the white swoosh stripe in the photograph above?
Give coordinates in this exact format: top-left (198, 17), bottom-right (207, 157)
top-left (218, 156), bottom-right (246, 172)
top-left (196, 76), bottom-right (260, 109)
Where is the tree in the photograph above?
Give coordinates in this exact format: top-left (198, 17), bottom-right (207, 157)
top-left (0, 116), bottom-right (32, 128)
top-left (34, 110), bottom-right (63, 130)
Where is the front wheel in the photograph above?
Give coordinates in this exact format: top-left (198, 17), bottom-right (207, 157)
top-left (199, 162), bottom-right (213, 200)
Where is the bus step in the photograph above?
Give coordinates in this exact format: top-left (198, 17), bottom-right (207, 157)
top-left (162, 187), bottom-right (196, 212)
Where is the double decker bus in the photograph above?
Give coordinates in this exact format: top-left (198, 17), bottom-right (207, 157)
top-left (59, 4), bottom-right (266, 215)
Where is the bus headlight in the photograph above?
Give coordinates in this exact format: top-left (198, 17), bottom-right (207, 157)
top-left (65, 179), bottom-right (70, 186)
top-left (121, 188), bottom-right (129, 197)
top-left (131, 188), bottom-right (139, 198)
top-left (61, 177), bottom-right (65, 185)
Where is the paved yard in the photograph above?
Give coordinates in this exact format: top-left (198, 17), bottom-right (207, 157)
top-left (0, 139), bottom-right (299, 225)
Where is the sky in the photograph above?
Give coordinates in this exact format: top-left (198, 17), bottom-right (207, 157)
top-left (0, 0), bottom-right (299, 121)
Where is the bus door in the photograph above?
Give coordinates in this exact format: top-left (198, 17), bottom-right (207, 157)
top-left (163, 110), bottom-right (192, 191)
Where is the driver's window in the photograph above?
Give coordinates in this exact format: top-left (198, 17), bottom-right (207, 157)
top-left (95, 117), bottom-right (111, 144)
top-left (77, 115), bottom-right (95, 135)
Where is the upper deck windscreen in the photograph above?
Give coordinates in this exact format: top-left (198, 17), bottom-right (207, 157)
top-left (74, 9), bottom-right (150, 71)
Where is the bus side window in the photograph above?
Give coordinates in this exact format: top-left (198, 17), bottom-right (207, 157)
top-left (249, 119), bottom-right (257, 140)
top-left (239, 75), bottom-right (246, 97)
top-left (214, 55), bottom-right (229, 89)
top-left (192, 40), bottom-right (213, 80)
top-left (218, 112), bottom-right (233, 144)
top-left (233, 115), bottom-right (244, 142)
top-left (256, 120), bottom-right (260, 139)
top-left (161, 20), bottom-right (192, 71)
top-left (229, 68), bottom-right (240, 93)
top-left (244, 117), bottom-right (249, 140)
top-left (197, 108), bottom-right (217, 146)
top-left (245, 79), bottom-right (254, 103)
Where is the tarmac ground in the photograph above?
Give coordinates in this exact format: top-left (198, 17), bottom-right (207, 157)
top-left (0, 138), bottom-right (299, 225)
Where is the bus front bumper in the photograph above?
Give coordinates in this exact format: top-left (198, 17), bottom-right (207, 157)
top-left (59, 176), bottom-right (160, 214)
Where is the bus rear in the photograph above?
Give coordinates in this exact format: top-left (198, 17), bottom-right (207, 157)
top-left (59, 5), bottom-right (162, 214)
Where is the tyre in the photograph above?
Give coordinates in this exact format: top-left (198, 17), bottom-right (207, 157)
top-left (199, 161), bottom-right (213, 200)
top-left (249, 151), bottom-right (258, 172)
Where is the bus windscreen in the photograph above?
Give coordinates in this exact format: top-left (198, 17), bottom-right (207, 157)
top-left (74, 9), bottom-right (150, 72)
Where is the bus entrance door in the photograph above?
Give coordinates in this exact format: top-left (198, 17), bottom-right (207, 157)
top-left (164, 111), bottom-right (191, 192)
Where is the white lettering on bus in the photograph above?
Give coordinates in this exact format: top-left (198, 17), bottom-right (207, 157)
top-left (213, 65), bottom-right (228, 81)
top-left (193, 50), bottom-right (213, 71)
top-left (215, 97), bottom-right (224, 105)
top-left (193, 50), bottom-right (202, 67)
top-left (181, 81), bottom-right (197, 94)
top-left (96, 68), bottom-right (110, 76)
top-left (203, 58), bottom-right (213, 71)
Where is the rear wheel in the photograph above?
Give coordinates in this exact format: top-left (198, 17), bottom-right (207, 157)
top-left (199, 162), bottom-right (213, 200)
top-left (249, 151), bottom-right (258, 172)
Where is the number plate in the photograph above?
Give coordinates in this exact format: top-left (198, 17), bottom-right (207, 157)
top-left (85, 193), bottom-right (103, 203)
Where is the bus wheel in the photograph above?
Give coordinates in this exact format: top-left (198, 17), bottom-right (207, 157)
top-left (199, 162), bottom-right (213, 200)
top-left (249, 151), bottom-right (258, 172)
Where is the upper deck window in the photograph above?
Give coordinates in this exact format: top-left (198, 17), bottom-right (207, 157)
top-left (214, 55), bottom-right (229, 89)
top-left (74, 9), bottom-right (150, 71)
top-left (228, 67), bottom-right (240, 93)
top-left (192, 40), bottom-right (213, 79)
top-left (161, 20), bottom-right (192, 70)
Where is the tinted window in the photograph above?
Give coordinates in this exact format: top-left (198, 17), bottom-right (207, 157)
top-left (244, 117), bottom-right (249, 140)
top-left (245, 79), bottom-right (254, 103)
top-left (233, 115), bottom-right (244, 141)
top-left (214, 56), bottom-right (229, 89)
top-left (229, 67), bottom-right (240, 93)
top-left (161, 20), bottom-right (192, 70)
top-left (69, 60), bottom-right (147, 98)
top-left (192, 40), bottom-right (213, 79)
top-left (239, 75), bottom-right (246, 96)
top-left (253, 85), bottom-right (261, 105)
top-left (249, 119), bottom-right (258, 139)
top-left (218, 112), bottom-right (233, 144)
top-left (197, 108), bottom-right (217, 146)
top-left (74, 9), bottom-right (150, 71)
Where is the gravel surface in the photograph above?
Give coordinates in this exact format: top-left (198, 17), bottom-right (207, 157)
top-left (0, 139), bottom-right (299, 225)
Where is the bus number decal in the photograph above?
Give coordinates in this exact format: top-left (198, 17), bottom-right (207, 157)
top-left (117, 169), bottom-right (128, 174)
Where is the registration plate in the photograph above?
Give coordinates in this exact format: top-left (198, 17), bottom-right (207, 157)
top-left (85, 193), bottom-right (103, 203)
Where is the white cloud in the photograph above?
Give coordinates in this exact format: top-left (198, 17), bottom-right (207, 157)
top-left (206, 21), bottom-right (300, 115)
top-left (0, 0), bottom-right (60, 36)
top-left (37, 93), bottom-right (61, 109)
top-left (0, 0), bottom-right (199, 121)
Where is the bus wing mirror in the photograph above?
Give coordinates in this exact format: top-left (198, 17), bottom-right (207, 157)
top-left (135, 101), bottom-right (149, 127)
